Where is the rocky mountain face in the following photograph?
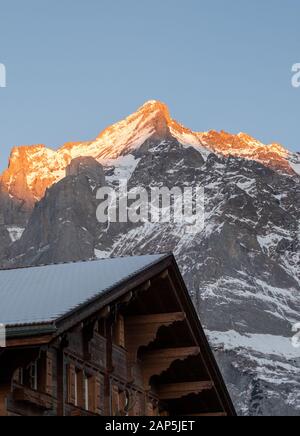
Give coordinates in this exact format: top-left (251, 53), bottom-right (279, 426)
top-left (8, 157), bottom-right (106, 266)
top-left (1, 101), bottom-right (300, 415)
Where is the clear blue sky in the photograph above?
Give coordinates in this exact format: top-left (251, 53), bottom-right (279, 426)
top-left (0, 0), bottom-right (299, 171)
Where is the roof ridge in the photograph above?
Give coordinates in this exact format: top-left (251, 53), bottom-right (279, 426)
top-left (0, 252), bottom-right (171, 272)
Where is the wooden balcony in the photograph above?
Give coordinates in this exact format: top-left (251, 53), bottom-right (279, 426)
top-left (111, 345), bottom-right (127, 381)
top-left (12, 384), bottom-right (54, 411)
top-left (88, 333), bottom-right (107, 369)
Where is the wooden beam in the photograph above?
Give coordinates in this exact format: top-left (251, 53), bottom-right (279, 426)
top-left (143, 346), bottom-right (200, 363)
top-left (157, 381), bottom-right (214, 400)
top-left (165, 271), bottom-right (237, 416)
top-left (99, 306), bottom-right (111, 319)
top-left (119, 292), bottom-right (133, 305)
top-left (159, 270), bottom-right (169, 280)
top-left (125, 313), bottom-right (186, 362)
top-left (6, 335), bottom-right (53, 348)
top-left (142, 347), bottom-right (200, 387)
top-left (142, 280), bottom-right (151, 291)
top-left (126, 313), bottom-right (186, 326)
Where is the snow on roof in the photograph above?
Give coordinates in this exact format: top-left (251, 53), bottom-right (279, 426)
top-left (0, 254), bottom-right (168, 327)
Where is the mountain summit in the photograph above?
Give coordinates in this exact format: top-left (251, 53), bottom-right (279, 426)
top-left (0, 100), bottom-right (299, 216)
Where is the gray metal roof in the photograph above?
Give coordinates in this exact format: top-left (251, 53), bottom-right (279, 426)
top-left (0, 255), bottom-right (167, 327)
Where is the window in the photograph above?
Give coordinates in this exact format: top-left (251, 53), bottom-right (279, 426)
top-left (84, 373), bottom-right (96, 412)
top-left (13, 362), bottom-right (37, 391)
top-left (13, 354), bottom-right (52, 394)
top-left (13, 368), bottom-right (24, 385)
top-left (66, 364), bottom-right (103, 413)
top-left (82, 373), bottom-right (103, 414)
top-left (28, 361), bottom-right (38, 391)
top-left (67, 364), bottom-right (85, 408)
top-left (74, 371), bottom-right (78, 407)
top-left (19, 368), bottom-right (24, 385)
top-left (84, 374), bottom-right (89, 411)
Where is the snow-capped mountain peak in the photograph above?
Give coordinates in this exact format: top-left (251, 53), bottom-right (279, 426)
top-left (0, 101), bottom-right (299, 210)
top-left (197, 130), bottom-right (297, 174)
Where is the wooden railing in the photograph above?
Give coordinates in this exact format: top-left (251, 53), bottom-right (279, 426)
top-left (12, 383), bottom-right (55, 410)
top-left (111, 345), bottom-right (127, 381)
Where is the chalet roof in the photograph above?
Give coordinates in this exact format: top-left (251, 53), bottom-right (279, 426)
top-left (0, 254), bottom-right (167, 327)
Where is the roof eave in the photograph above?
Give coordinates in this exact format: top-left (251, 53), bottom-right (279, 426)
top-left (5, 323), bottom-right (57, 341)
top-left (169, 256), bottom-right (237, 416)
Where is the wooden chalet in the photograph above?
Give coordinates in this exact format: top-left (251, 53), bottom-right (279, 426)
top-left (0, 254), bottom-right (236, 417)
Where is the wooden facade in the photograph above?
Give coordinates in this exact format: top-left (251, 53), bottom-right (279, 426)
top-left (0, 255), bottom-right (236, 416)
